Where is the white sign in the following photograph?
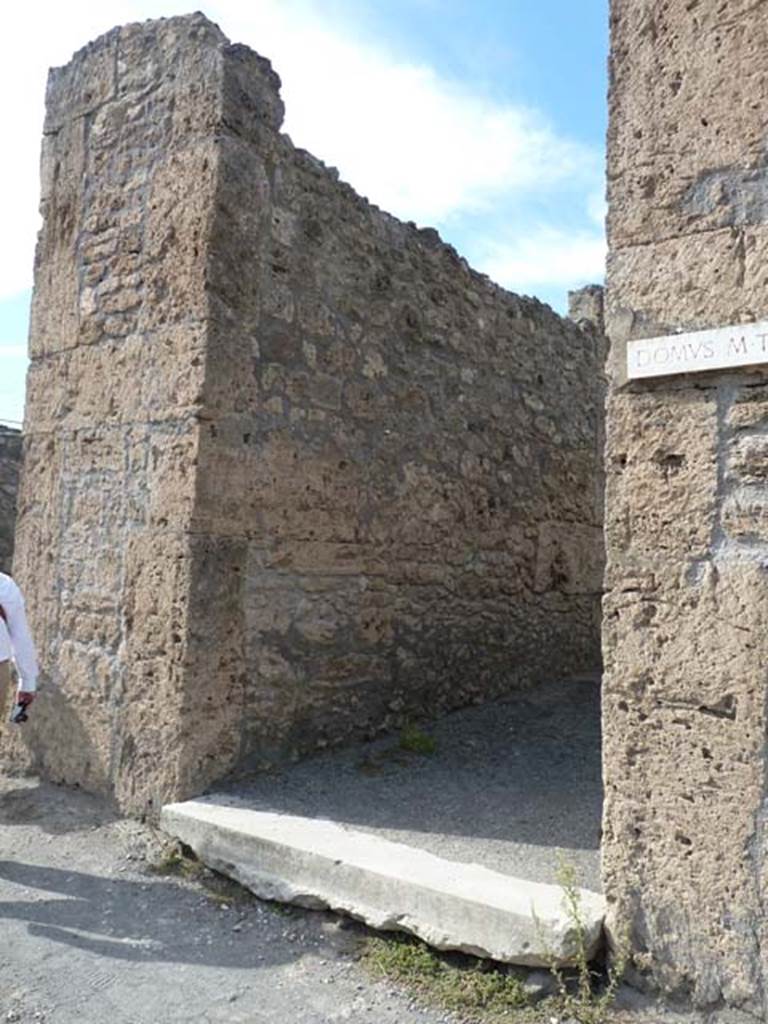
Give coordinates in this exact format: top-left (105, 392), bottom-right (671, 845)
top-left (627, 321), bottom-right (768, 380)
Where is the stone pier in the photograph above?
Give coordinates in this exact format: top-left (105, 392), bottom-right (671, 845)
top-left (603, 0), bottom-right (768, 1013)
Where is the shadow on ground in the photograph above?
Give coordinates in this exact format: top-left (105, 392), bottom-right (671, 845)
top-left (0, 777), bottom-right (448, 1024)
top-left (212, 676), bottom-right (604, 889)
top-left (0, 778), bottom-right (119, 834)
top-left (0, 854), bottom-right (359, 970)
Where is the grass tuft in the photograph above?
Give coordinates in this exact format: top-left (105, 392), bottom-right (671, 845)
top-left (363, 935), bottom-right (530, 1020)
top-left (398, 724), bottom-right (437, 756)
top-left (365, 861), bottom-right (630, 1023)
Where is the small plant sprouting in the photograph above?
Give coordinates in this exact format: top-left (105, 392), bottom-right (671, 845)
top-left (398, 723), bottom-right (437, 755)
top-left (148, 843), bottom-right (203, 879)
top-left (535, 855), bottom-right (629, 1024)
top-left (363, 858), bottom-right (630, 1023)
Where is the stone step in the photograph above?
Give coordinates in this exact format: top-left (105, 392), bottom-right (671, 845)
top-left (161, 797), bottom-right (606, 966)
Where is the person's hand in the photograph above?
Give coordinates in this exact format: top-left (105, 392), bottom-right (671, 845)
top-left (17, 691), bottom-right (35, 706)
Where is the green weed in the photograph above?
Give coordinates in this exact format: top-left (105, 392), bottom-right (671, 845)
top-left (363, 861), bottom-right (629, 1023)
top-left (147, 844), bottom-right (204, 879)
top-left (536, 857), bottom-right (628, 1024)
top-left (363, 935), bottom-right (530, 1021)
top-left (398, 723), bottom-right (437, 755)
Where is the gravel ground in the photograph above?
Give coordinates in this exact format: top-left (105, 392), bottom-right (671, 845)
top-left (0, 775), bottom-right (454, 1024)
top-left (215, 676), bottom-right (604, 892)
top-left (0, 772), bottom-right (725, 1024)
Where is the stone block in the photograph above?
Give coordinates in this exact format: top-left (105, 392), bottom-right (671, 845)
top-left (44, 30), bottom-right (118, 132)
top-left (162, 798), bottom-right (606, 967)
top-left (0, 429), bottom-right (22, 573)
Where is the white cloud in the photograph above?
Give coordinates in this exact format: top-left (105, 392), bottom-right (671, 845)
top-left (0, 0), bottom-right (602, 302)
top-left (0, 0), bottom-right (205, 301)
top-left (211, 0), bottom-right (598, 224)
top-left (477, 227), bottom-right (606, 292)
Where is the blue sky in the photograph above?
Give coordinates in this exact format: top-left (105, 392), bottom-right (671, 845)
top-left (0, 0), bottom-right (608, 424)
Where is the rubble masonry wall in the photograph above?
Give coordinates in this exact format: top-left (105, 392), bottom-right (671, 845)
top-left (0, 427), bottom-right (22, 574)
top-left (7, 14), bottom-right (605, 813)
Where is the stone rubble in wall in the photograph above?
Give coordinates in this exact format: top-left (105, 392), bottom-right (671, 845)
top-left (0, 427), bottom-right (22, 574)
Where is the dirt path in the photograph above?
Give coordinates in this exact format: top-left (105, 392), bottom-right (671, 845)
top-left (0, 776), bottom-right (450, 1024)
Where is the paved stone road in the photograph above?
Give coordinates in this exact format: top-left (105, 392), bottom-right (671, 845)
top-left (0, 776), bottom-right (451, 1024)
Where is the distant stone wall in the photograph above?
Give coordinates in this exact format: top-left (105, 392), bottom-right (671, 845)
top-left (0, 427), bottom-right (22, 573)
top-left (8, 14), bottom-right (605, 812)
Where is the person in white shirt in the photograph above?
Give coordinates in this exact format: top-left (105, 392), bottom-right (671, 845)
top-left (0, 572), bottom-right (38, 716)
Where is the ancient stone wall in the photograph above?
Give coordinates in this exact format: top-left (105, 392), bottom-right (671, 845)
top-left (0, 427), bottom-right (22, 573)
top-left (604, 1), bottom-right (768, 1013)
top-left (195, 45), bottom-right (605, 766)
top-left (7, 14), bottom-right (605, 813)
